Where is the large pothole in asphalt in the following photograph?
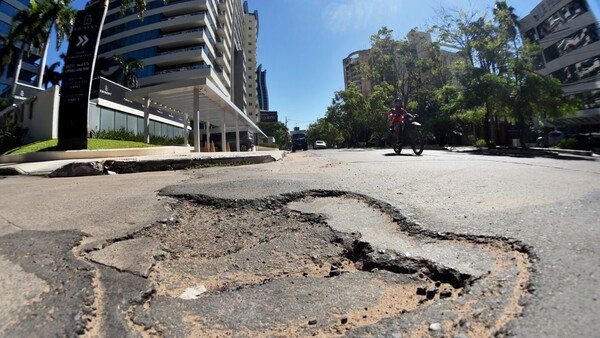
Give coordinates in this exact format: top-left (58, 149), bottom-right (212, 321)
top-left (84, 190), bottom-right (535, 337)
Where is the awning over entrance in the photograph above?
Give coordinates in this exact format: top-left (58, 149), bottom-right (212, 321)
top-left (125, 77), bottom-right (265, 152)
top-left (553, 110), bottom-right (600, 127)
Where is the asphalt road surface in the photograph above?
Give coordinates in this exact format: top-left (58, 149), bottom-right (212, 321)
top-left (0, 149), bottom-right (598, 337)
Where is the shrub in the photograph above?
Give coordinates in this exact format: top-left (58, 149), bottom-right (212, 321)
top-left (556, 138), bottom-right (577, 149)
top-left (0, 124), bottom-right (27, 153)
top-left (474, 138), bottom-right (487, 147)
top-left (91, 129), bottom-right (187, 146)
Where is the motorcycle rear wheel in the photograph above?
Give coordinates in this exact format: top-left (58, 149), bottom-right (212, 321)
top-left (411, 129), bottom-right (424, 155)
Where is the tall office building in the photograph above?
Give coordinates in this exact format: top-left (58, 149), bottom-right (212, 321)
top-left (0, 0), bottom-right (41, 96)
top-left (256, 63), bottom-right (268, 110)
top-left (520, 0), bottom-right (600, 127)
top-left (243, 2), bottom-right (259, 121)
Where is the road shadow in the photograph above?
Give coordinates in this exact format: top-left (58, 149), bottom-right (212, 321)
top-left (470, 150), bottom-right (597, 161)
top-left (383, 152), bottom-right (422, 157)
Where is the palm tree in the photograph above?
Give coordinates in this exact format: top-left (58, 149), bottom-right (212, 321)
top-left (0, 31), bottom-right (20, 77)
top-left (42, 61), bottom-right (62, 88)
top-left (111, 53), bottom-right (143, 89)
top-left (32, 0), bottom-right (77, 88)
top-left (8, 5), bottom-right (48, 97)
top-left (0, 2), bottom-right (51, 97)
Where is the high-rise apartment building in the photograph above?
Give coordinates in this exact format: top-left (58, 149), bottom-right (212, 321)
top-left (0, 0), bottom-right (41, 96)
top-left (243, 2), bottom-right (259, 121)
top-left (95, 0), bottom-right (263, 151)
top-left (520, 0), bottom-right (600, 127)
top-left (343, 49), bottom-right (372, 96)
top-left (99, 0), bottom-right (242, 95)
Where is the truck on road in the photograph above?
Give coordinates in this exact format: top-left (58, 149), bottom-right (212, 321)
top-left (291, 128), bottom-right (308, 152)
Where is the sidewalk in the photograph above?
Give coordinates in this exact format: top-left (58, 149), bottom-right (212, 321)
top-left (0, 146), bottom-right (285, 177)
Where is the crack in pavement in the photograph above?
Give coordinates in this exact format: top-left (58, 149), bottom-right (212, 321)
top-left (288, 195), bottom-right (496, 278)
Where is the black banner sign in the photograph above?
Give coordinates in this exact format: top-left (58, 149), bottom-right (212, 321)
top-left (91, 78), bottom-right (185, 124)
top-left (260, 110), bottom-right (278, 122)
top-left (58, 2), bottom-right (108, 149)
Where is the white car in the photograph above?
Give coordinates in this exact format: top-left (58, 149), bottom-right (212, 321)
top-left (314, 140), bottom-right (327, 149)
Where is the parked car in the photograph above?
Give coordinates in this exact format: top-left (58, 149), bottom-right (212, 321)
top-left (537, 131), bottom-right (566, 147)
top-left (314, 140), bottom-right (327, 149)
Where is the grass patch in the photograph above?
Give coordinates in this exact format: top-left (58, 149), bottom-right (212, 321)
top-left (1, 138), bottom-right (158, 155)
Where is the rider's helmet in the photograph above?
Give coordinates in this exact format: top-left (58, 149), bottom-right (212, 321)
top-left (393, 98), bottom-right (402, 106)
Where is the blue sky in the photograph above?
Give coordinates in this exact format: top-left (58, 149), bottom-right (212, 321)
top-left (58, 0), bottom-right (600, 131)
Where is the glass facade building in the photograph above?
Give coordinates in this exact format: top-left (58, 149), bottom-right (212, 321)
top-left (520, 0), bottom-right (600, 127)
top-left (89, 0), bottom-right (262, 144)
top-left (256, 63), bottom-right (268, 111)
top-left (0, 0), bottom-right (41, 96)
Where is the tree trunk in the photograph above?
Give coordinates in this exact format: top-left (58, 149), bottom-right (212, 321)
top-left (484, 105), bottom-right (491, 147)
top-left (11, 43), bottom-right (26, 97)
top-left (517, 111), bottom-right (527, 149)
top-left (37, 32), bottom-right (51, 88)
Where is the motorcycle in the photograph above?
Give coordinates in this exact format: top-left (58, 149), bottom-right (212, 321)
top-left (391, 113), bottom-right (424, 155)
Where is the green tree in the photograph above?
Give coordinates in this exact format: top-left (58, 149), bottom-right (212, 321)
top-left (257, 121), bottom-right (289, 150)
top-left (324, 84), bottom-right (368, 147)
top-left (111, 53), bottom-right (144, 89)
top-left (307, 118), bottom-right (344, 149)
top-left (4, 4), bottom-right (48, 96)
top-left (42, 61), bottom-right (62, 88)
top-left (31, 0), bottom-right (77, 88)
top-left (0, 32), bottom-right (21, 96)
top-left (492, 1), bottom-right (576, 147)
top-left (366, 82), bottom-right (395, 146)
top-left (428, 85), bottom-right (465, 146)
top-left (434, 1), bottom-right (576, 148)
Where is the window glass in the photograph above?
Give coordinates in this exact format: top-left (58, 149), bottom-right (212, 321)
top-left (0, 2), bottom-right (18, 18)
top-left (88, 104), bottom-right (101, 132)
top-left (137, 118), bottom-right (144, 135)
top-left (127, 115), bottom-right (138, 134)
top-left (115, 111), bottom-right (127, 131)
top-left (100, 108), bottom-right (114, 131)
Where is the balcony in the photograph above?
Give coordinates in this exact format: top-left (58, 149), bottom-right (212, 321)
top-left (158, 45), bottom-right (204, 57)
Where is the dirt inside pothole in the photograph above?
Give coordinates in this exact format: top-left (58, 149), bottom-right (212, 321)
top-left (88, 191), bottom-right (534, 337)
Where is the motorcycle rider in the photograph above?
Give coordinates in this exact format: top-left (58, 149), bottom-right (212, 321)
top-left (387, 98), bottom-right (408, 145)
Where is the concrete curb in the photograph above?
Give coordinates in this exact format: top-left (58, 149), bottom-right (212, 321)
top-left (0, 148), bottom-right (285, 177)
top-left (0, 146), bottom-right (193, 164)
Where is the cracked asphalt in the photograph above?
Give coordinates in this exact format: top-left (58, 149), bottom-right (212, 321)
top-left (0, 149), bottom-right (598, 337)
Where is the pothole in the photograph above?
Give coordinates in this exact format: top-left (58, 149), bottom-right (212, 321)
top-left (84, 190), bottom-right (535, 337)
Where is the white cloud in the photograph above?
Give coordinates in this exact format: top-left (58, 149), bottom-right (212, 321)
top-left (321, 0), bottom-right (501, 35)
top-left (322, 0), bottom-right (405, 34)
